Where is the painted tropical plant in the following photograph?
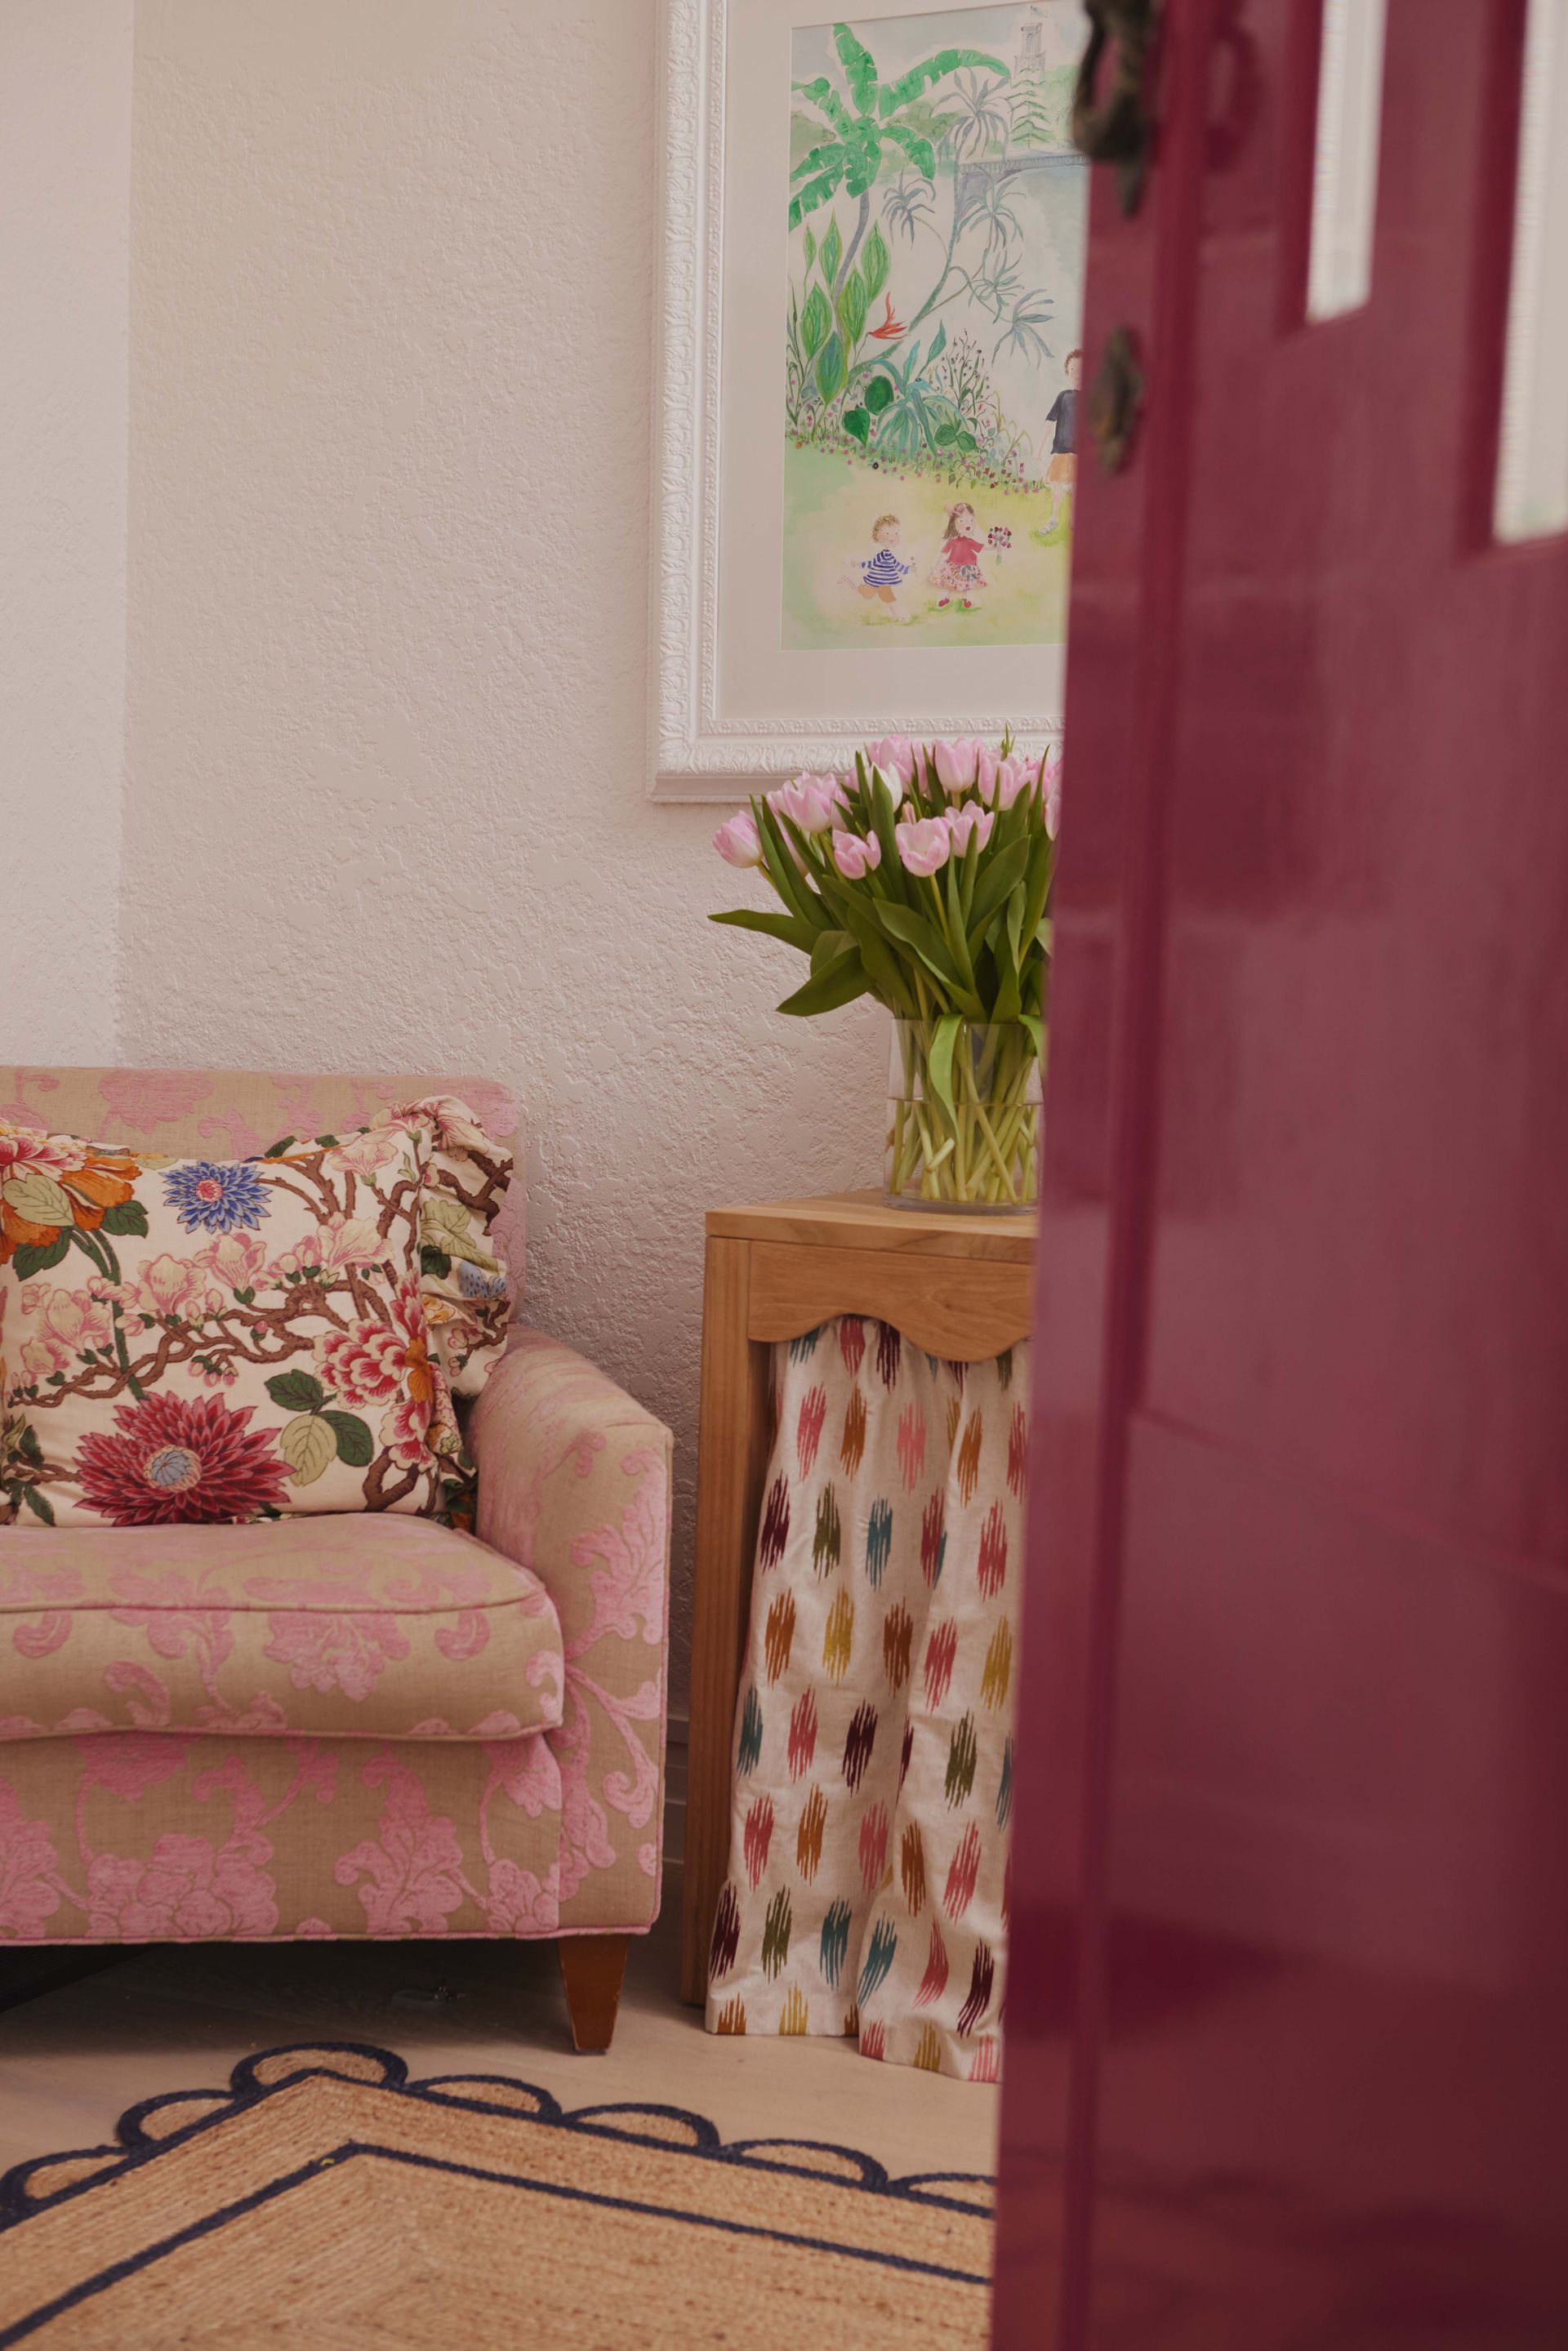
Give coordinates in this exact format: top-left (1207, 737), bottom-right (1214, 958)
top-left (786, 17), bottom-right (1071, 488)
top-left (790, 24), bottom-right (1009, 260)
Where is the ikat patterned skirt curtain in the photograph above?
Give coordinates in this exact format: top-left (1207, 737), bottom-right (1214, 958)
top-left (704, 1318), bottom-right (1024, 2082)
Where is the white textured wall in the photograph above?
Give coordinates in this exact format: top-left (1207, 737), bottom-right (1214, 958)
top-left (120, 0), bottom-right (886, 1704)
top-left (0, 1), bottom-right (132, 1063)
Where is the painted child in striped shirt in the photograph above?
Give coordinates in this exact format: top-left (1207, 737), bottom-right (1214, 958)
top-left (857, 514), bottom-right (912, 615)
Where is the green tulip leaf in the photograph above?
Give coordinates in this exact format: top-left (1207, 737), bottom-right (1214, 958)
top-left (777, 945), bottom-right (869, 1017)
top-left (926, 1016), bottom-right (961, 1120)
top-left (710, 907), bottom-right (817, 954)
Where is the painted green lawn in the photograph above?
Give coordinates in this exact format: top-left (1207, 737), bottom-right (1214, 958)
top-left (782, 442), bottom-right (1071, 651)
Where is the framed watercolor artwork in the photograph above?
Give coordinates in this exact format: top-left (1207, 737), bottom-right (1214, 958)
top-left (651, 0), bottom-right (1091, 799)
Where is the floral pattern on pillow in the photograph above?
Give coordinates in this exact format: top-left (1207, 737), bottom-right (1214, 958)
top-left (0, 1111), bottom-right (472, 1529)
top-left (256, 1094), bottom-right (514, 1400)
top-left (408, 1094), bottom-right (514, 1398)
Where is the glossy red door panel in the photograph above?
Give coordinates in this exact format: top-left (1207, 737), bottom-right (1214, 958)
top-left (996, 0), bottom-right (1568, 2340)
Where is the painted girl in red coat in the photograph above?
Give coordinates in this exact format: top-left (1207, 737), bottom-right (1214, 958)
top-left (929, 501), bottom-right (988, 611)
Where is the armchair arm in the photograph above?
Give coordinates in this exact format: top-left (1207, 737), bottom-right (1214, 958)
top-left (469, 1329), bottom-right (672, 1931)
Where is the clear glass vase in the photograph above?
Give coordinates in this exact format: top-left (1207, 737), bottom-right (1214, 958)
top-left (884, 1019), bottom-right (1043, 1214)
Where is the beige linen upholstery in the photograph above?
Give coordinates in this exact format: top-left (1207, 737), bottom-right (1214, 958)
top-left (0, 1517), bottom-right (564, 1743)
top-left (470, 1334), bottom-right (672, 1931)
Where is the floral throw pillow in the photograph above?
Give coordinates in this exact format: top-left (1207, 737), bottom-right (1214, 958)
top-left (0, 1111), bottom-right (470, 1529)
top-left (257, 1094), bottom-right (514, 1400)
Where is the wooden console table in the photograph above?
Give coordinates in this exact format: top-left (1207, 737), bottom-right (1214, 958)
top-left (680, 1191), bottom-right (1038, 2004)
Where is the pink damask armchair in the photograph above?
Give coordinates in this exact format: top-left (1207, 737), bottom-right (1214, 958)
top-left (0, 1067), bottom-right (670, 2051)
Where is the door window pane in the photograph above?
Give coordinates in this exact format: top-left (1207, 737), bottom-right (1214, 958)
top-left (1306, 0), bottom-right (1389, 320)
top-left (1495, 0), bottom-right (1568, 541)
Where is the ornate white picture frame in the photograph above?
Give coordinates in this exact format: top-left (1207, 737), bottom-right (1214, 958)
top-left (650, 0), bottom-right (1088, 801)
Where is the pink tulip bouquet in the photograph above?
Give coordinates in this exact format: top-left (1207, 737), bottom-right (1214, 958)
top-left (712, 734), bottom-right (1059, 1211)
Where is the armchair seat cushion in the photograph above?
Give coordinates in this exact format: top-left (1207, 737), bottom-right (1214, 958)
top-left (0, 1518), bottom-right (563, 1746)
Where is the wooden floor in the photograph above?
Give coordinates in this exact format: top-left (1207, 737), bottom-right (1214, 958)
top-left (0, 1890), bottom-right (1000, 2182)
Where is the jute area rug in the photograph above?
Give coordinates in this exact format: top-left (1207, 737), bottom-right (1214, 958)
top-left (0, 2042), bottom-right (993, 2348)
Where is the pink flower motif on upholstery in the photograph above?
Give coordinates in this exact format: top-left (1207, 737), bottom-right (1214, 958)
top-left (273, 1218), bottom-right (384, 1278)
top-left (383, 1555), bottom-right (498, 1611)
top-left (75, 1392), bottom-right (289, 1526)
top-left (569, 1447), bottom-right (669, 1648)
top-left (101, 1663), bottom-right (174, 1729)
top-left (111, 1572), bottom-right (235, 1673)
top-left (12, 1612), bottom-right (71, 1659)
top-left (0, 1125), bottom-right (76, 1180)
top-left (551, 1690), bottom-right (618, 1905)
top-left (315, 1276), bottom-right (443, 1467)
top-left (582, 1674), bottom-right (661, 1826)
top-left (195, 1109), bottom-right (265, 1159)
top-left (391, 1094), bottom-right (497, 1153)
top-left (119, 1253), bottom-right (220, 1325)
top-left (284, 1739), bottom-right (340, 1805)
top-left (296, 1917), bottom-right (337, 1938)
top-left (483, 1735), bottom-right (560, 1821)
top-left (323, 1129), bottom-right (406, 1180)
top-left (85, 1828), bottom-right (278, 1939)
top-left (78, 1731), bottom-right (191, 1799)
top-left (334, 1753), bottom-right (467, 1932)
top-left (16, 1283), bottom-right (114, 1381)
top-left (0, 1556), bottom-right (83, 1609)
top-left (309, 1217), bottom-right (386, 1271)
top-left (196, 1229), bottom-right (270, 1292)
top-left (193, 1690), bottom-right (292, 1736)
top-left (434, 1610), bottom-right (491, 1662)
top-left (466, 1710), bottom-right (528, 1737)
top-left (263, 1610), bottom-right (410, 1702)
top-left (96, 1069), bottom-right (211, 1133)
top-left (379, 1388), bottom-right (440, 1470)
top-left (0, 1782), bottom-right (65, 1939)
top-left (483, 1859), bottom-right (557, 1934)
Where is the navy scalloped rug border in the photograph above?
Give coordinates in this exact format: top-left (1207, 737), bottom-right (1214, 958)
top-left (0, 2041), bottom-right (995, 2346)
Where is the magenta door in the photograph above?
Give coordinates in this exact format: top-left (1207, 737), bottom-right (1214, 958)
top-left (994, 0), bottom-right (1568, 2343)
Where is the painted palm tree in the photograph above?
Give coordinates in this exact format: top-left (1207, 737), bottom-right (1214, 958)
top-left (790, 23), bottom-right (1008, 292)
top-left (938, 69), bottom-right (1013, 167)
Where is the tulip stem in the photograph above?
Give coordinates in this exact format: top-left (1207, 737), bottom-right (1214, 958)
top-left (884, 1019), bottom-right (1040, 1212)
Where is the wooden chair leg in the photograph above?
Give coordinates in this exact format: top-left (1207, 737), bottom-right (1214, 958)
top-left (558, 1934), bottom-right (628, 2052)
